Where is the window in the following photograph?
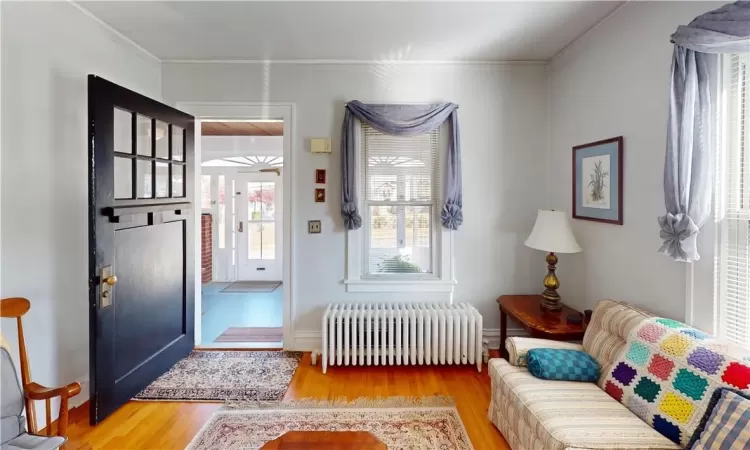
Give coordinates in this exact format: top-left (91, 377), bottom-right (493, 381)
top-left (362, 125), bottom-right (437, 275)
top-left (345, 122), bottom-right (455, 293)
top-left (247, 181), bottom-right (276, 260)
top-left (717, 53), bottom-right (750, 348)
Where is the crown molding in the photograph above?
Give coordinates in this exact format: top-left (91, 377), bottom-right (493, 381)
top-left (68, 0), bottom-right (160, 63)
top-left (162, 59), bottom-right (548, 66)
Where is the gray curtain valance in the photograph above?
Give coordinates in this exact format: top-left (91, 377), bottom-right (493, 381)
top-left (659, 1), bottom-right (750, 262)
top-left (341, 101), bottom-right (462, 231)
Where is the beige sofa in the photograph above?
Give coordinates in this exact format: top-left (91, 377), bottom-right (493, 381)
top-left (488, 300), bottom-right (681, 450)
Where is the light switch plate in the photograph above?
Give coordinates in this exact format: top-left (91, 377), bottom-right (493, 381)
top-left (311, 138), bottom-right (331, 153)
top-left (308, 220), bottom-right (321, 234)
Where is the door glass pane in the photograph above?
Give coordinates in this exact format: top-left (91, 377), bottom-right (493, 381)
top-left (114, 108), bottom-right (132, 154)
top-left (155, 162), bottom-right (169, 198)
top-left (136, 114), bottom-right (152, 156)
top-left (136, 160), bottom-right (153, 198)
top-left (218, 175), bottom-right (225, 249)
top-left (248, 222), bottom-right (262, 259)
top-left (172, 126), bottom-right (184, 161)
top-left (114, 156), bottom-right (133, 199)
top-left (261, 223), bottom-right (275, 260)
top-left (172, 164), bottom-right (184, 197)
top-left (248, 182), bottom-right (275, 220)
top-left (155, 120), bottom-right (169, 159)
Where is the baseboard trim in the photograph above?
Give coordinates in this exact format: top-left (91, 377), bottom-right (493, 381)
top-left (294, 328), bottom-right (527, 352)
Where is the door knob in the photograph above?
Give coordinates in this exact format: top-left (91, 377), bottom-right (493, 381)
top-left (103, 275), bottom-right (118, 286)
top-left (238, 221), bottom-right (244, 233)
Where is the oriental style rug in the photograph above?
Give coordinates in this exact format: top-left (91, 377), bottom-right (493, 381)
top-left (186, 397), bottom-right (474, 450)
top-left (134, 351), bottom-right (301, 402)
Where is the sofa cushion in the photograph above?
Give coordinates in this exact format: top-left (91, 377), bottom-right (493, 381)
top-left (489, 358), bottom-right (680, 450)
top-left (527, 349), bottom-right (600, 382)
top-left (686, 388), bottom-right (749, 450)
top-left (583, 300), bottom-right (651, 387)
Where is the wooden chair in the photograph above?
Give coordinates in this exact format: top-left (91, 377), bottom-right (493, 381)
top-left (0, 297), bottom-right (81, 447)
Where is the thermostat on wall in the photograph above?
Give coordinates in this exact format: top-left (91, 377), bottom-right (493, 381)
top-left (311, 138), bottom-right (332, 154)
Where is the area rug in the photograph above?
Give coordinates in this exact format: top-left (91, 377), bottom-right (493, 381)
top-left (221, 281), bottom-right (281, 293)
top-left (186, 397), bottom-right (474, 450)
top-left (134, 351), bottom-right (301, 402)
top-left (215, 327), bottom-right (283, 343)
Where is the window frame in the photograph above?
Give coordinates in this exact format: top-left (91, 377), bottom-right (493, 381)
top-left (344, 120), bottom-right (456, 293)
top-left (715, 52), bottom-right (750, 349)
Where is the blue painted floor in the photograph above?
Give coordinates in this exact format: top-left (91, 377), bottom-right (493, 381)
top-left (200, 282), bottom-right (283, 346)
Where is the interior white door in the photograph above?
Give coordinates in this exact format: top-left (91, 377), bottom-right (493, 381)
top-left (236, 173), bottom-right (282, 280)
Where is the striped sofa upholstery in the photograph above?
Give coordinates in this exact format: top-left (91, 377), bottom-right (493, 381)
top-left (488, 300), bottom-right (680, 450)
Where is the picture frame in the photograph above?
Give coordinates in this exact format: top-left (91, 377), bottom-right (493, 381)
top-left (572, 136), bottom-right (623, 225)
top-left (315, 169), bottom-right (326, 184)
top-left (315, 188), bottom-right (326, 203)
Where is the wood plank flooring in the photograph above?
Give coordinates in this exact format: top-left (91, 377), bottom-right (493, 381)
top-left (65, 352), bottom-right (509, 449)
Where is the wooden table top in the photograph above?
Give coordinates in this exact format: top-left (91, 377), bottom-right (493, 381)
top-left (497, 295), bottom-right (585, 339)
top-left (260, 431), bottom-right (387, 449)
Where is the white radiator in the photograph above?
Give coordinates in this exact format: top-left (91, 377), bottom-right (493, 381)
top-left (319, 302), bottom-right (485, 374)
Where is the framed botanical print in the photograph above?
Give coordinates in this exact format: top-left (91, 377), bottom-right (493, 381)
top-left (572, 136), bottom-right (623, 225)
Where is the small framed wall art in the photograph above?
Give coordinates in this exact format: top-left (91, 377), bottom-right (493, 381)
top-left (315, 169), bottom-right (326, 184)
top-left (572, 136), bottom-right (623, 225)
top-left (315, 188), bottom-right (326, 203)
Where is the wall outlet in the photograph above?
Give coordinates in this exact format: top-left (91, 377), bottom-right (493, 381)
top-left (308, 220), bottom-right (321, 234)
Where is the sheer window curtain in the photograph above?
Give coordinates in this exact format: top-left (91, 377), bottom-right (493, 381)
top-left (659, 1), bottom-right (750, 262)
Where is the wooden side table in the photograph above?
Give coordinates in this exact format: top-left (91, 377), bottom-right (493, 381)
top-left (497, 295), bottom-right (586, 360)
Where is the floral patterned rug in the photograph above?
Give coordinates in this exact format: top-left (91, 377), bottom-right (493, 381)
top-left (186, 397), bottom-right (474, 450)
top-left (134, 351), bottom-right (301, 401)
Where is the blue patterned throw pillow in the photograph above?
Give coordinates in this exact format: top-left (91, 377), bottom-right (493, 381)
top-left (527, 348), bottom-right (600, 382)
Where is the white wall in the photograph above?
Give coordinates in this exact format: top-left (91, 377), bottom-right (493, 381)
top-left (547, 1), bottom-right (719, 324)
top-left (163, 62), bottom-right (550, 344)
top-left (0, 1), bottom-right (162, 424)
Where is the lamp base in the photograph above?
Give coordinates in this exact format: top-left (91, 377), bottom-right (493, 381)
top-left (540, 252), bottom-right (562, 311)
top-left (541, 290), bottom-right (562, 311)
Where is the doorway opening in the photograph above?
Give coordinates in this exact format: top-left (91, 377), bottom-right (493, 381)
top-left (199, 120), bottom-right (284, 348)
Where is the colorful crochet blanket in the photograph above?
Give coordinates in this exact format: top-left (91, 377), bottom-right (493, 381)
top-left (603, 317), bottom-right (750, 446)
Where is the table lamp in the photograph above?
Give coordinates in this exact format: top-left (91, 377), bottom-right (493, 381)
top-left (525, 210), bottom-right (581, 311)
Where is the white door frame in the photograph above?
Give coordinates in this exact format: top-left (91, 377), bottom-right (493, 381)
top-left (177, 102), bottom-right (295, 350)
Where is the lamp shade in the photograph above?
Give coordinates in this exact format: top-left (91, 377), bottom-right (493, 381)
top-left (525, 210), bottom-right (582, 254)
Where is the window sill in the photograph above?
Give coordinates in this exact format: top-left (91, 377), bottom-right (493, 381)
top-left (343, 278), bottom-right (457, 293)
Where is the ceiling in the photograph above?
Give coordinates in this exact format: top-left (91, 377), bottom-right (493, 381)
top-left (78, 1), bottom-right (622, 62)
top-left (201, 121), bottom-right (284, 136)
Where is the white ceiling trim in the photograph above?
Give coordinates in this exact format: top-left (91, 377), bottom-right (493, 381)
top-left (68, 0), bottom-right (160, 62)
top-left (163, 59), bottom-right (548, 65)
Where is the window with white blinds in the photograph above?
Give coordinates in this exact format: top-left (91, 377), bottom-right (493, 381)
top-left (361, 124), bottom-right (439, 275)
top-left (718, 53), bottom-right (750, 348)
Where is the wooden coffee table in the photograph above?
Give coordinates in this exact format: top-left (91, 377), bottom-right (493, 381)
top-left (497, 295), bottom-right (586, 360)
top-left (260, 431), bottom-right (387, 449)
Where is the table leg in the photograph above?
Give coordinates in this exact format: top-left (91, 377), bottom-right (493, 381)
top-left (500, 311), bottom-right (508, 360)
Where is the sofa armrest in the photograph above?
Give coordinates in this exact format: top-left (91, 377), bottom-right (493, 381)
top-left (506, 337), bottom-right (584, 367)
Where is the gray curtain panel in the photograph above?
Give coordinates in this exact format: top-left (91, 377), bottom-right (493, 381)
top-left (341, 100), bottom-right (462, 230)
top-left (659, 1), bottom-right (750, 262)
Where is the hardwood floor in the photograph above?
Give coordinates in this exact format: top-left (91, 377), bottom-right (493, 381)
top-left (65, 352), bottom-right (509, 449)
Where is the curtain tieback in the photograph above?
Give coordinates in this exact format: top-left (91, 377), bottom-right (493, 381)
top-left (342, 201), bottom-right (362, 230)
top-left (658, 212), bottom-right (700, 262)
top-left (441, 202), bottom-right (463, 231)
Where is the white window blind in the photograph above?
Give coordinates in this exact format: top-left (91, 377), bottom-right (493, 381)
top-left (719, 53), bottom-right (750, 348)
top-left (361, 124), bottom-right (439, 275)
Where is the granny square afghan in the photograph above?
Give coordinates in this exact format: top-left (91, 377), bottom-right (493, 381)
top-left (603, 317), bottom-right (750, 447)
